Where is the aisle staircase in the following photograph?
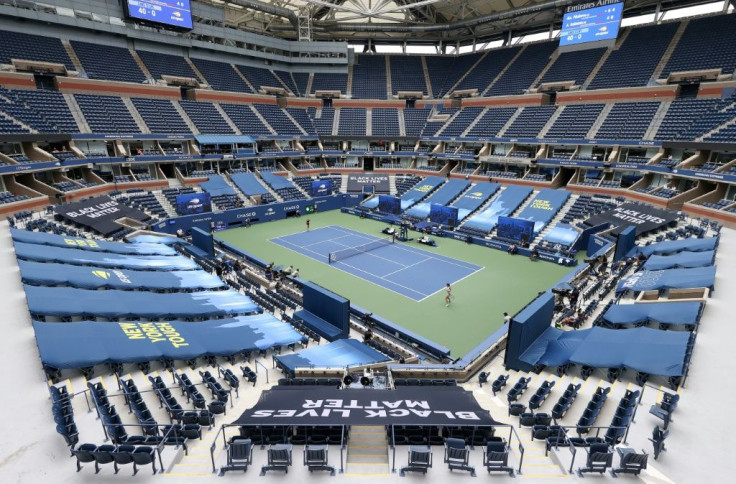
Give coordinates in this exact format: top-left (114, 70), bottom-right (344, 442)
top-left (345, 425), bottom-right (390, 476)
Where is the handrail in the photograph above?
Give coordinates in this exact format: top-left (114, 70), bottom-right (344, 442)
top-left (254, 359), bottom-right (270, 384)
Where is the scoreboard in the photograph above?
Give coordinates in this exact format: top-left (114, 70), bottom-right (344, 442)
top-left (560, 2), bottom-right (623, 47)
top-left (125, 0), bottom-right (193, 30)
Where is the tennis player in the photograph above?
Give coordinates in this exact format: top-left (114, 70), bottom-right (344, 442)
top-left (306, 218), bottom-right (310, 231)
top-left (445, 283), bottom-right (452, 307)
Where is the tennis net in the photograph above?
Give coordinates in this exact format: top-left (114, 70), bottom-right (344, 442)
top-left (328, 236), bottom-right (394, 264)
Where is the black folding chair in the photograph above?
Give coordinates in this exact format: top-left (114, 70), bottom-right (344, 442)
top-left (577, 443), bottom-right (613, 476)
top-left (260, 443), bottom-right (293, 475)
top-left (303, 444), bottom-right (335, 475)
top-left (611, 447), bottom-right (648, 476)
top-left (649, 426), bottom-right (669, 460)
top-left (111, 445), bottom-right (136, 474)
top-left (483, 441), bottom-right (513, 476)
top-left (220, 438), bottom-right (253, 475)
top-left (444, 438), bottom-right (475, 476)
top-left (72, 443), bottom-right (96, 472)
top-left (132, 446), bottom-right (157, 475)
top-left (400, 445), bottom-right (432, 476)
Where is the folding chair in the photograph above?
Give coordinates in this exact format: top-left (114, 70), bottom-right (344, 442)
top-left (444, 438), bottom-right (475, 476)
top-left (577, 443), bottom-right (613, 476)
top-left (111, 445), bottom-right (136, 474)
top-left (220, 438), bottom-right (253, 475)
top-left (304, 444), bottom-right (335, 475)
top-left (260, 443), bottom-right (293, 475)
top-left (400, 445), bottom-right (432, 476)
top-left (72, 443), bottom-right (97, 472)
top-left (649, 426), bottom-right (669, 460)
top-left (611, 447), bottom-right (648, 476)
top-left (131, 446), bottom-right (157, 475)
top-left (483, 441), bottom-right (514, 476)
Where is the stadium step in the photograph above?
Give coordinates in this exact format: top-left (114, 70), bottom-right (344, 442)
top-left (396, 108), bottom-right (407, 137)
top-left (484, 45), bottom-right (527, 95)
top-left (384, 55), bottom-right (392, 98)
top-left (531, 48), bottom-right (561, 90)
top-left (172, 100), bottom-right (200, 135)
top-left (346, 63), bottom-right (354, 97)
top-left (61, 39), bottom-right (86, 74)
top-left (232, 65), bottom-right (257, 93)
top-left (121, 97), bottom-right (151, 134)
top-left (421, 56), bottom-right (433, 97)
top-left (247, 104), bottom-right (277, 134)
top-left (582, 28), bottom-right (631, 89)
top-left (586, 103), bottom-right (615, 139)
top-left (305, 72), bottom-right (314, 96)
top-left (650, 19), bottom-right (690, 82)
top-left (62, 93), bottom-right (92, 134)
top-left (538, 106), bottom-right (564, 138)
top-left (332, 108), bottom-right (341, 136)
top-left (184, 57), bottom-right (208, 85)
top-left (445, 51), bottom-right (489, 96)
top-left (461, 107), bottom-right (490, 137)
top-left (281, 109), bottom-right (309, 136)
top-left (697, 108), bottom-right (736, 141)
top-left (271, 69), bottom-right (295, 95)
top-left (498, 107), bottom-right (523, 137)
top-left (644, 101), bottom-right (672, 140)
top-left (129, 49), bottom-right (155, 82)
top-left (346, 426), bottom-right (389, 475)
top-left (365, 109), bottom-right (372, 136)
top-left (212, 103), bottom-right (243, 135)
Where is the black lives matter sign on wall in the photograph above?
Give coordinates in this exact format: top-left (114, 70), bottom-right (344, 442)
top-left (585, 203), bottom-right (677, 236)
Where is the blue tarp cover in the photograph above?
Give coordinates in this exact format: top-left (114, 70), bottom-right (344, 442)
top-left (451, 182), bottom-right (500, 221)
top-left (261, 171), bottom-right (296, 191)
top-left (24, 285), bottom-right (259, 318)
top-left (642, 251), bottom-right (715, 270)
top-left (11, 229), bottom-right (177, 255)
top-left (230, 172), bottom-right (269, 196)
top-left (627, 237), bottom-right (718, 257)
top-left (127, 234), bottom-right (182, 245)
top-left (18, 260), bottom-right (227, 291)
top-left (544, 224), bottom-right (580, 246)
top-left (13, 242), bottom-right (198, 271)
top-left (33, 314), bottom-right (303, 369)
top-left (274, 339), bottom-right (389, 375)
top-left (399, 176), bottom-right (445, 209)
top-left (404, 179), bottom-right (470, 219)
top-left (602, 302), bottom-right (702, 327)
top-left (200, 175), bottom-right (237, 197)
top-left (519, 326), bottom-right (690, 376)
top-left (616, 266), bottom-right (716, 293)
top-left (515, 189), bottom-right (571, 233)
top-left (462, 185), bottom-right (533, 233)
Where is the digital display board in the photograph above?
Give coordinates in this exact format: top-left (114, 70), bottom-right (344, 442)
top-left (560, 2), bottom-right (622, 46)
top-left (176, 192), bottom-right (212, 215)
top-left (125, 0), bottom-right (193, 30)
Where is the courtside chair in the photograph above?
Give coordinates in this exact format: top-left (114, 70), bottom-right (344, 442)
top-left (400, 445), bottom-right (432, 476)
top-left (483, 441), bottom-right (514, 476)
top-left (444, 438), bottom-right (475, 476)
top-left (220, 437), bottom-right (253, 475)
top-left (303, 444), bottom-right (335, 475)
top-left (261, 443), bottom-right (293, 475)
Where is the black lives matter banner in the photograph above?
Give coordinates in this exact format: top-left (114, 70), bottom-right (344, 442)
top-left (585, 203), bottom-right (677, 236)
top-left (347, 174), bottom-right (390, 193)
top-left (55, 196), bottom-right (150, 235)
top-left (234, 387), bottom-right (498, 426)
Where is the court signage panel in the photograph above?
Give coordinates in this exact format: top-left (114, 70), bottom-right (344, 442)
top-left (347, 175), bottom-right (390, 193)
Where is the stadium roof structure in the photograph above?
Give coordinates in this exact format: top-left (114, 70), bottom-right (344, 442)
top-left (196, 0), bottom-right (725, 43)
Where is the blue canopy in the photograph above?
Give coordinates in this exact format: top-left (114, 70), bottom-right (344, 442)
top-left (399, 176), bottom-right (445, 209)
top-left (200, 175), bottom-right (237, 197)
top-left (450, 182), bottom-right (500, 221)
top-left (126, 234), bottom-right (182, 245)
top-left (18, 260), bottom-right (227, 291)
top-left (519, 326), bottom-right (690, 376)
top-left (24, 285), bottom-right (259, 318)
top-left (515, 189), bottom-right (571, 233)
top-left (643, 251), bottom-right (715, 270)
top-left (274, 339), bottom-right (389, 376)
top-left (13, 242), bottom-right (199, 271)
top-left (616, 266), bottom-right (717, 293)
top-left (627, 237), bottom-right (718, 257)
top-left (230, 172), bottom-right (269, 196)
top-left (404, 179), bottom-right (470, 219)
top-left (544, 224), bottom-right (580, 246)
top-left (33, 315), bottom-right (303, 369)
top-left (602, 302), bottom-right (702, 327)
top-left (261, 171), bottom-right (296, 190)
top-left (12, 229), bottom-right (177, 255)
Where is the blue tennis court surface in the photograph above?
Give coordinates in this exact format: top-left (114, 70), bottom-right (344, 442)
top-left (270, 226), bottom-right (482, 301)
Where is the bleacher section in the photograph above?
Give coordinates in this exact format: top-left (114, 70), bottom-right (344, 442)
top-left (545, 104), bottom-right (604, 139)
top-left (285, 108), bottom-right (315, 135)
top-left (453, 47), bottom-right (521, 94)
top-left (273, 69), bottom-right (299, 95)
top-left (0, 30), bottom-right (73, 69)
top-left (70, 41), bottom-right (145, 83)
top-left (596, 102), bottom-right (660, 140)
top-left (75, 94), bottom-right (139, 134)
top-left (372, 108), bottom-right (400, 137)
top-left (219, 104), bottom-right (271, 135)
top-left (538, 48), bottom-right (606, 86)
top-left (441, 107), bottom-right (483, 137)
top-left (179, 100), bottom-right (235, 134)
top-left (487, 42), bottom-right (556, 96)
top-left (131, 98), bottom-right (190, 134)
top-left (655, 98), bottom-right (719, 140)
top-left (254, 104), bottom-right (302, 135)
top-left (389, 56), bottom-right (427, 96)
top-left (137, 50), bottom-right (197, 80)
top-left (466, 107), bottom-right (517, 137)
top-left (260, 172), bottom-right (305, 201)
top-left (237, 65), bottom-right (283, 93)
top-left (403, 108), bottom-right (432, 137)
top-left (352, 55), bottom-right (387, 99)
top-left (337, 108), bottom-right (366, 136)
top-left (311, 73), bottom-right (347, 95)
top-left (661, 14), bottom-right (736, 77)
top-left (590, 22), bottom-right (679, 89)
top-left (309, 107), bottom-right (334, 136)
top-left (190, 58), bottom-right (250, 92)
top-left (0, 88), bottom-right (77, 133)
top-left (503, 106), bottom-right (558, 138)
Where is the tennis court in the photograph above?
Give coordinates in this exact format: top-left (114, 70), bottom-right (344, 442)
top-left (270, 226), bottom-right (482, 301)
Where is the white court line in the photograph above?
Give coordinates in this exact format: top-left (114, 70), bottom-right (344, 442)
top-left (329, 225), bottom-right (482, 271)
top-left (415, 265), bottom-right (485, 303)
top-left (381, 256), bottom-right (433, 278)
